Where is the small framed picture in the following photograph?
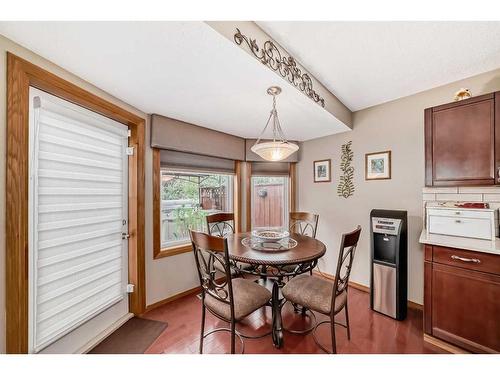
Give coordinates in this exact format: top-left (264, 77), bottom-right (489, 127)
top-left (365, 151), bottom-right (391, 180)
top-left (313, 159), bottom-right (331, 183)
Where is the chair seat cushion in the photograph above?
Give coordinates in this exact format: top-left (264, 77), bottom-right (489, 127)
top-left (204, 278), bottom-right (271, 321)
top-left (282, 275), bottom-right (347, 315)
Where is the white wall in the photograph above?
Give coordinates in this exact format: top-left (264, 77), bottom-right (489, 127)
top-left (296, 68), bottom-right (500, 305)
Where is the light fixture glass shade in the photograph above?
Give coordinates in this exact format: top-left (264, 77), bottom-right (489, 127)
top-left (251, 141), bottom-right (299, 162)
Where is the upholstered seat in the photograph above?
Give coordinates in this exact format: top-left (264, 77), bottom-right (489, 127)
top-left (205, 278), bottom-right (271, 321)
top-left (282, 275), bottom-right (347, 315)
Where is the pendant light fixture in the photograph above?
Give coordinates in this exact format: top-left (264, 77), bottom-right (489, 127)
top-left (251, 86), bottom-right (299, 162)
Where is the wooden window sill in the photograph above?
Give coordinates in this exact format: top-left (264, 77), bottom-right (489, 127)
top-left (154, 244), bottom-right (192, 259)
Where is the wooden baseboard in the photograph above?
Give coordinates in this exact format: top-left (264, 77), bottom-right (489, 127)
top-left (407, 300), bottom-right (423, 311)
top-left (313, 271), bottom-right (423, 311)
top-left (143, 276), bottom-right (226, 313)
top-left (424, 334), bottom-right (469, 354)
top-left (144, 285), bottom-right (201, 313)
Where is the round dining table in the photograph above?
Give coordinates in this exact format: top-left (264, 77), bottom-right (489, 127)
top-left (225, 232), bottom-right (326, 348)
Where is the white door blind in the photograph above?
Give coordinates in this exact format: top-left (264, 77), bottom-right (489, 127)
top-left (28, 88), bottom-right (129, 353)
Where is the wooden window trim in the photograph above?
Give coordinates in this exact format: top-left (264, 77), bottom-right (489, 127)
top-left (6, 53), bottom-right (146, 353)
top-left (289, 162), bottom-right (297, 213)
top-left (152, 149), bottom-right (192, 259)
top-left (245, 162), bottom-right (252, 232)
top-left (234, 161), bottom-right (243, 233)
top-left (152, 149), bottom-right (243, 259)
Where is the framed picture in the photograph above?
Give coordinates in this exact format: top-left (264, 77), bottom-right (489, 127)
top-left (313, 159), bottom-right (331, 183)
top-left (365, 150), bottom-right (391, 180)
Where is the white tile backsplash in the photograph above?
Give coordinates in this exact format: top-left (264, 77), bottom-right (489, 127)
top-left (482, 194), bottom-right (500, 202)
top-left (458, 186), bottom-right (500, 194)
top-left (423, 186), bottom-right (500, 207)
top-left (422, 193), bottom-right (436, 201)
top-left (422, 187), bottom-right (458, 194)
top-left (435, 193), bottom-right (483, 202)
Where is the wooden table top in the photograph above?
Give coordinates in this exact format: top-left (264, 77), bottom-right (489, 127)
top-left (226, 232), bottom-right (326, 266)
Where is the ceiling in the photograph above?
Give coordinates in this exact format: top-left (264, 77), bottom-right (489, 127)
top-left (2, 22), bottom-right (500, 140)
top-left (0, 21), bottom-right (348, 141)
top-left (258, 22), bottom-right (500, 111)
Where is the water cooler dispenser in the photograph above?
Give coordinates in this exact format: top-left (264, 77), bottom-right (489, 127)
top-left (370, 209), bottom-right (407, 320)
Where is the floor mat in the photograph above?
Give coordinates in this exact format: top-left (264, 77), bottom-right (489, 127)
top-left (89, 317), bottom-right (167, 354)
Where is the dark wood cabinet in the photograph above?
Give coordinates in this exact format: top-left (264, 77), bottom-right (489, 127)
top-left (424, 245), bottom-right (500, 353)
top-left (425, 93), bottom-right (498, 186)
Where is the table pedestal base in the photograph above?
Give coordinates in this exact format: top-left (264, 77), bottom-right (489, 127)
top-left (271, 280), bottom-right (284, 348)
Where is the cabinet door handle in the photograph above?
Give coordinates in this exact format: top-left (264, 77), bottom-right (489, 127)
top-left (455, 219), bottom-right (462, 223)
top-left (451, 255), bottom-right (481, 264)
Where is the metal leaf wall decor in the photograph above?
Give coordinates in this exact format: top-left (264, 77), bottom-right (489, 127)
top-left (233, 28), bottom-right (325, 108)
top-left (337, 141), bottom-right (355, 198)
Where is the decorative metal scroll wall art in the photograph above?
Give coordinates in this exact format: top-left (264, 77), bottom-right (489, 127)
top-left (234, 28), bottom-right (325, 108)
top-left (337, 141), bottom-right (355, 198)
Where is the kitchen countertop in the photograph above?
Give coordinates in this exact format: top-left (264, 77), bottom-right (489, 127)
top-left (419, 229), bottom-right (500, 256)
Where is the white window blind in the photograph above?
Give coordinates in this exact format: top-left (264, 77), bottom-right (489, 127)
top-left (28, 88), bottom-right (130, 353)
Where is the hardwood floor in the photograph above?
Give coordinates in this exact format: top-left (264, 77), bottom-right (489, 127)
top-left (141, 286), bottom-right (445, 354)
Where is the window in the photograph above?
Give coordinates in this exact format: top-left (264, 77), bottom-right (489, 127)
top-left (160, 170), bottom-right (234, 249)
top-left (251, 175), bottom-right (289, 229)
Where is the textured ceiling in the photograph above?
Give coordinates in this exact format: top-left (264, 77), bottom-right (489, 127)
top-left (0, 21), bottom-right (349, 141)
top-left (258, 21), bottom-right (500, 110)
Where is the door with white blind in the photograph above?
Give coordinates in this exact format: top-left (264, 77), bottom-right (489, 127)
top-left (28, 87), bottom-right (130, 353)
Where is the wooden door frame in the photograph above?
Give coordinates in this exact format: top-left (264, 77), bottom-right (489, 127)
top-left (6, 53), bottom-right (146, 353)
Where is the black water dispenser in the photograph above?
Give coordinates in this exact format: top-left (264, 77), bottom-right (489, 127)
top-left (370, 209), bottom-right (407, 320)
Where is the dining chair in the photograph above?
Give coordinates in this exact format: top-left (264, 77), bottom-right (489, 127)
top-left (283, 212), bottom-right (320, 277)
top-left (282, 225), bottom-right (362, 353)
top-left (190, 230), bottom-right (271, 354)
top-left (289, 212), bottom-right (319, 238)
top-left (206, 212), bottom-right (235, 237)
top-left (206, 212), bottom-right (246, 277)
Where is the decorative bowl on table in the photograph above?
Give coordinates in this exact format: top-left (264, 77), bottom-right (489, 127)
top-left (251, 228), bottom-right (290, 242)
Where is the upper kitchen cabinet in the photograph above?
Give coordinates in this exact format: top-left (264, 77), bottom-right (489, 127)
top-left (425, 93), bottom-right (498, 186)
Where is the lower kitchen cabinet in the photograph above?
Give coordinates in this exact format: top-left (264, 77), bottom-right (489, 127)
top-left (424, 245), bottom-right (500, 353)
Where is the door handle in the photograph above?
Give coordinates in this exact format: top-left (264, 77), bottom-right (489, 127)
top-left (451, 255), bottom-right (481, 264)
top-left (122, 232), bottom-right (130, 240)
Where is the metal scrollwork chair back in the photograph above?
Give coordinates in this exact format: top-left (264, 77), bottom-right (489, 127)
top-left (286, 212), bottom-right (319, 278)
top-left (206, 212), bottom-right (235, 238)
top-left (206, 212), bottom-right (244, 277)
top-left (289, 212), bottom-right (319, 238)
top-left (191, 230), bottom-right (234, 307)
top-left (331, 225), bottom-right (362, 317)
